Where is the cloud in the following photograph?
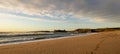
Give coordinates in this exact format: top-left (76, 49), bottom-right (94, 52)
top-left (0, 0), bottom-right (120, 22)
top-left (0, 13), bottom-right (67, 23)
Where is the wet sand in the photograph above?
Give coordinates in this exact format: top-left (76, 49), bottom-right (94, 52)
top-left (0, 31), bottom-right (120, 54)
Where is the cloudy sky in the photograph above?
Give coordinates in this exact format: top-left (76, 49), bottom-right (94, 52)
top-left (0, 0), bottom-right (120, 32)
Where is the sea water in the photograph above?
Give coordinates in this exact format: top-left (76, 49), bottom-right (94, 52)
top-left (0, 32), bottom-right (88, 45)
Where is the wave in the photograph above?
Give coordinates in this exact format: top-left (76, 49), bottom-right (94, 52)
top-left (0, 32), bottom-right (87, 45)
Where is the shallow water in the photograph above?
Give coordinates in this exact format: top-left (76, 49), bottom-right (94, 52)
top-left (0, 32), bottom-right (87, 45)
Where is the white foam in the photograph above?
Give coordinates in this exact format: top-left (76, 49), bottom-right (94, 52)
top-left (0, 33), bottom-right (97, 46)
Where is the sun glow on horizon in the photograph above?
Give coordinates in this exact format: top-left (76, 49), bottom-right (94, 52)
top-left (0, 0), bottom-right (120, 32)
top-left (0, 13), bottom-right (120, 32)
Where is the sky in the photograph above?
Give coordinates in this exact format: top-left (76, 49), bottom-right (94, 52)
top-left (0, 0), bottom-right (120, 32)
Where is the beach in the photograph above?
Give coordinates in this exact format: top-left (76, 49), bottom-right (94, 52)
top-left (0, 31), bottom-right (120, 54)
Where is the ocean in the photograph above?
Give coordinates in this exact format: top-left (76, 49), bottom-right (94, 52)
top-left (0, 32), bottom-right (88, 45)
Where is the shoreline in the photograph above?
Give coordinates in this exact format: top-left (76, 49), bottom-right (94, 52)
top-left (0, 31), bottom-right (120, 54)
top-left (0, 33), bottom-right (97, 46)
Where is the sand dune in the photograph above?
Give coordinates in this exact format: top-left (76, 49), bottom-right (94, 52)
top-left (0, 31), bottom-right (120, 54)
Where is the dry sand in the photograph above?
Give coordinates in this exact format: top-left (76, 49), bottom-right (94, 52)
top-left (0, 31), bottom-right (120, 54)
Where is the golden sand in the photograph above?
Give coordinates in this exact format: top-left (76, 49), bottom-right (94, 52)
top-left (0, 31), bottom-right (120, 54)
